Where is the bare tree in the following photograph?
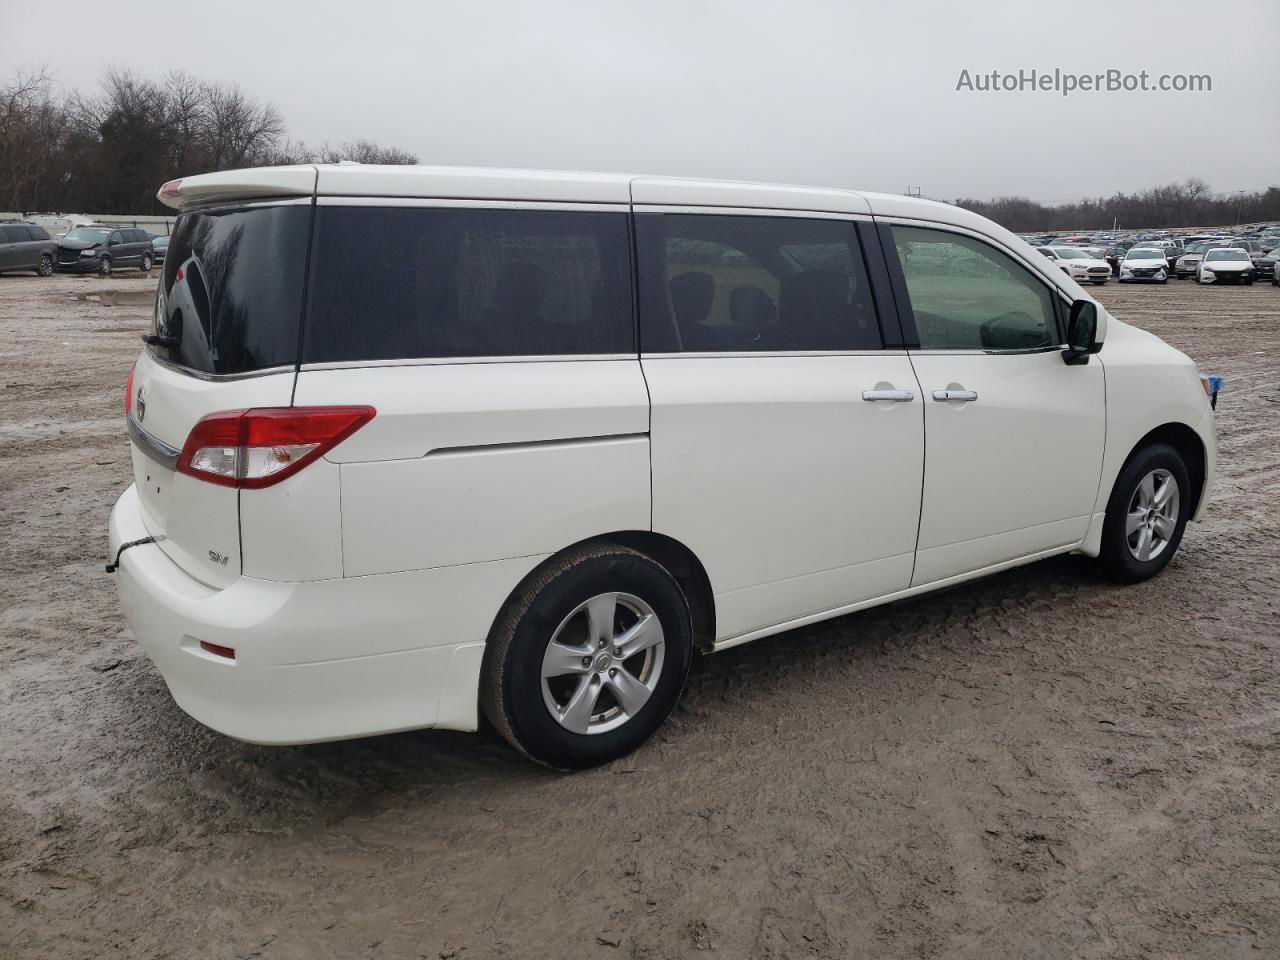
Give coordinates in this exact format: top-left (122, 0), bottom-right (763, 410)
top-left (0, 68), bottom-right (61, 211)
top-left (199, 80), bottom-right (284, 169)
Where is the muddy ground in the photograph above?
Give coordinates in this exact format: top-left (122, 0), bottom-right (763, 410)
top-left (1, 271), bottom-right (1278, 960)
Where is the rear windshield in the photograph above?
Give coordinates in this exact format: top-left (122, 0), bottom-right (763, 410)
top-left (302, 206), bottom-right (634, 362)
top-left (152, 205), bottom-right (311, 375)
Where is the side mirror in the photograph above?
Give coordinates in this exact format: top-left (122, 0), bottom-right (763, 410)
top-left (1063, 299), bottom-right (1099, 365)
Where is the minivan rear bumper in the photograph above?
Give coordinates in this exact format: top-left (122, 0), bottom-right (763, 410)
top-left (109, 484), bottom-right (538, 745)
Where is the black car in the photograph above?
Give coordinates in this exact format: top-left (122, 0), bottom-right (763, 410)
top-left (1253, 248), bottom-right (1280, 282)
top-left (55, 225), bottom-right (156, 275)
top-left (0, 222), bottom-right (58, 276)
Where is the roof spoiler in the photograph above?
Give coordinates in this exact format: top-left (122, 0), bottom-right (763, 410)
top-left (156, 166), bottom-right (317, 212)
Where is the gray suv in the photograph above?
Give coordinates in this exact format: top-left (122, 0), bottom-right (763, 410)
top-left (55, 226), bottom-right (155, 275)
top-left (0, 222), bottom-right (57, 276)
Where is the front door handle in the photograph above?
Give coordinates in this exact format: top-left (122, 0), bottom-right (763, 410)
top-left (932, 389), bottom-right (978, 402)
top-left (862, 389), bottom-right (914, 402)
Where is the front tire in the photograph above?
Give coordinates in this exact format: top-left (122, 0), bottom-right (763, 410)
top-left (98, 256), bottom-right (112, 276)
top-left (36, 254), bottom-right (53, 277)
top-left (481, 544), bottom-right (694, 770)
top-left (1098, 443), bottom-right (1191, 583)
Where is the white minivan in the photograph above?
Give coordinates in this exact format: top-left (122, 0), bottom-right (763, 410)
top-left (108, 165), bottom-right (1216, 769)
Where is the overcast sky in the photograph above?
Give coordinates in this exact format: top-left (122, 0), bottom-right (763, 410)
top-left (3, 0), bottom-right (1277, 203)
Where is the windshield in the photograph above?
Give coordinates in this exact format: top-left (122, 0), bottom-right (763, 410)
top-left (152, 205), bottom-right (311, 375)
top-left (1126, 248), bottom-right (1164, 259)
top-left (1205, 249), bottom-right (1246, 262)
top-left (1053, 248), bottom-right (1088, 259)
top-left (63, 227), bottom-right (111, 243)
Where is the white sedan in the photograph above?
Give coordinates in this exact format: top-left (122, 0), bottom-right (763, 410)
top-left (1197, 248), bottom-right (1255, 285)
top-left (1119, 247), bottom-right (1170, 284)
top-left (1037, 246), bottom-right (1112, 284)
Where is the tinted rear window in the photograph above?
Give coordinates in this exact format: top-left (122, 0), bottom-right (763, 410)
top-left (302, 206), bottom-right (633, 363)
top-left (635, 213), bottom-right (882, 353)
top-left (153, 205), bottom-right (311, 375)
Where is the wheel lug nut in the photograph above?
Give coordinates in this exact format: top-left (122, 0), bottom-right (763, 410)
top-left (598, 639), bottom-right (606, 648)
top-left (613, 647), bottom-right (622, 657)
top-left (608, 668), bottom-right (617, 678)
top-left (581, 656), bottom-right (592, 667)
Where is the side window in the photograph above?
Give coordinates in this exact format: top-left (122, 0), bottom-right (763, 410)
top-left (27, 225), bottom-right (51, 241)
top-left (635, 213), bottom-right (881, 353)
top-left (304, 206), bottom-right (633, 362)
top-left (109, 231), bottom-right (123, 245)
top-left (0, 226), bottom-right (15, 242)
top-left (892, 226), bottom-right (1058, 352)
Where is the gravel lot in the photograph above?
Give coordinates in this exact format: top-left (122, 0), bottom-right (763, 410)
top-left (2, 271), bottom-right (1278, 959)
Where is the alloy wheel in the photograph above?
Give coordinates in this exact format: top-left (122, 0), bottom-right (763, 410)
top-left (1126, 468), bottom-right (1180, 562)
top-left (540, 592), bottom-right (665, 735)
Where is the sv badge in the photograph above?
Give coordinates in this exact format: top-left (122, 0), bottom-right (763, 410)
top-left (208, 550), bottom-right (230, 567)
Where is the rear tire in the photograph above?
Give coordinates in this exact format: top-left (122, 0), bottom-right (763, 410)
top-left (141, 252), bottom-right (153, 273)
top-left (36, 254), bottom-right (53, 277)
top-left (1098, 443), bottom-right (1191, 584)
top-left (481, 544), bottom-right (693, 770)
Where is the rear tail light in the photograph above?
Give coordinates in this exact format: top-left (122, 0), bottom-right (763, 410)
top-left (177, 406), bottom-right (375, 489)
top-left (124, 364), bottom-right (135, 416)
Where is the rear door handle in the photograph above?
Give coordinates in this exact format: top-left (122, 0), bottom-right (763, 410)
top-left (862, 389), bottom-right (914, 402)
top-left (932, 389), bottom-right (978, 402)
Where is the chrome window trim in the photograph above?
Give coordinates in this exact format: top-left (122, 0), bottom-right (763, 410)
top-left (145, 352), bottom-right (297, 382)
top-left (315, 196), bottom-right (629, 212)
top-left (633, 204), bottom-right (871, 221)
top-left (906, 345), bottom-right (1069, 357)
top-left (128, 416), bottom-right (181, 470)
top-left (640, 349), bottom-right (908, 360)
top-left (299, 353), bottom-right (638, 372)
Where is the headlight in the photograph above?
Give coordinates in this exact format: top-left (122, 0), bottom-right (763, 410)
top-left (79, 249), bottom-right (95, 258)
top-left (1202, 269), bottom-right (1215, 277)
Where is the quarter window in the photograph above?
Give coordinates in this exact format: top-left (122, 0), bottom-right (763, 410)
top-left (304, 206), bottom-right (633, 362)
top-left (892, 226), bottom-right (1058, 352)
top-left (635, 214), bottom-right (882, 353)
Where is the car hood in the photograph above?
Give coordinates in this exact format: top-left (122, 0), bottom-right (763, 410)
top-left (58, 238), bottom-right (104, 251)
top-left (1202, 259), bottom-right (1252, 268)
top-left (1123, 257), bottom-right (1167, 267)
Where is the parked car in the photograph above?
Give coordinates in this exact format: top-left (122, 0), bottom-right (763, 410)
top-left (1119, 246), bottom-right (1171, 283)
top-left (1253, 248), bottom-right (1280, 282)
top-left (1037, 246), bottom-right (1111, 284)
top-left (56, 225), bottom-right (156, 275)
top-left (1103, 245), bottom-right (1128, 276)
top-left (151, 234), bottom-right (170, 264)
top-left (108, 165), bottom-right (1217, 769)
top-left (1164, 244), bottom-right (1185, 271)
top-left (0, 222), bottom-right (57, 276)
top-left (1197, 247), bottom-right (1255, 285)
top-left (1174, 241), bottom-right (1232, 279)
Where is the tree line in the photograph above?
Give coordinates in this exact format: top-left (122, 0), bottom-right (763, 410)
top-left (956, 178), bottom-right (1280, 234)
top-left (5, 68), bottom-right (1277, 229)
top-left (1, 67), bottom-right (418, 215)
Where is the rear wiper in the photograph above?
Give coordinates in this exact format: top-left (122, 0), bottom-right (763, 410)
top-left (141, 334), bottom-right (178, 349)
